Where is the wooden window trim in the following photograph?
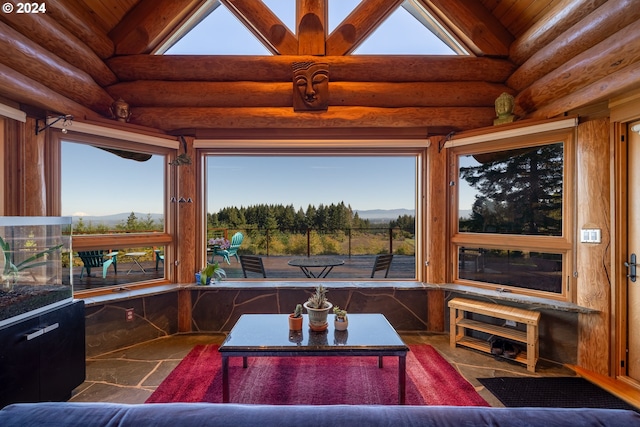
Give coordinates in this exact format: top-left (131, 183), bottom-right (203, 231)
top-left (448, 125), bottom-right (576, 302)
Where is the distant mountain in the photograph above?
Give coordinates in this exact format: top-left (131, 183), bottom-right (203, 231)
top-left (355, 208), bottom-right (414, 220)
top-left (73, 212), bottom-right (163, 225)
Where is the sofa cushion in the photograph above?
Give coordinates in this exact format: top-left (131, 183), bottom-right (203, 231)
top-left (0, 402), bottom-right (638, 427)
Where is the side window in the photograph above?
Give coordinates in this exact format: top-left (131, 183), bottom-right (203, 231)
top-left (61, 140), bottom-right (169, 293)
top-left (451, 132), bottom-right (573, 300)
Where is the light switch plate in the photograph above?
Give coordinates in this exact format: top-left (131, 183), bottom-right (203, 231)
top-left (580, 228), bottom-right (601, 243)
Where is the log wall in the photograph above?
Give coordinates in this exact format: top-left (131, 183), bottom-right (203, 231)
top-left (576, 118), bottom-right (611, 374)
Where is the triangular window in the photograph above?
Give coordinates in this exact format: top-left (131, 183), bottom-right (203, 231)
top-left (160, 2), bottom-right (270, 55)
top-left (159, 0), bottom-right (465, 56)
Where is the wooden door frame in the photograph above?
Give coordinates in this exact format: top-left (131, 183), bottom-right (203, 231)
top-left (611, 91), bottom-right (640, 386)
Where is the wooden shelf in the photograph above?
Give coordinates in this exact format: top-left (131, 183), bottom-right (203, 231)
top-left (449, 297), bottom-right (540, 372)
top-left (457, 336), bottom-right (529, 365)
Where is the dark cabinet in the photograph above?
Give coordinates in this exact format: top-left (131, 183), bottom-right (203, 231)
top-left (0, 300), bottom-right (85, 408)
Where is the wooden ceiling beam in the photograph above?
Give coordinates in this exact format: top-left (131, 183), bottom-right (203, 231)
top-left (45, 0), bottom-right (115, 59)
top-left (508, 0), bottom-right (640, 91)
top-left (0, 63), bottom-right (98, 120)
top-left (515, 18), bottom-right (640, 117)
top-left (326, 0), bottom-right (402, 56)
top-left (0, 21), bottom-right (114, 116)
top-left (131, 106), bottom-right (495, 132)
top-left (109, 0), bottom-right (204, 55)
top-left (107, 80), bottom-right (509, 108)
top-left (423, 0), bottom-right (512, 57)
top-left (529, 61), bottom-right (640, 120)
top-left (107, 55), bottom-right (515, 82)
top-left (222, 0), bottom-right (298, 55)
top-left (297, 0), bottom-right (326, 55)
top-left (0, 12), bottom-right (116, 86)
top-left (509, 0), bottom-right (607, 65)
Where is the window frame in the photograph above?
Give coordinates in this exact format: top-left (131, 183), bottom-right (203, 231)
top-left (448, 127), bottom-right (576, 301)
top-left (49, 129), bottom-right (177, 296)
top-left (194, 139), bottom-right (427, 282)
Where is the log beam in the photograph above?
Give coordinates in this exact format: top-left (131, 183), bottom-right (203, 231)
top-left (326, 0), bottom-right (402, 56)
top-left (109, 0), bottom-right (204, 54)
top-left (423, 0), bottom-right (512, 56)
top-left (508, 0), bottom-right (640, 91)
top-left (509, 0), bottom-right (607, 65)
top-left (107, 55), bottom-right (515, 82)
top-left (130, 106), bottom-right (495, 132)
top-left (529, 61), bottom-right (640, 119)
top-left (0, 63), bottom-right (98, 120)
top-left (107, 80), bottom-right (509, 108)
top-left (297, 0), bottom-right (326, 55)
top-left (222, 0), bottom-right (298, 55)
top-left (0, 22), bottom-right (114, 116)
top-left (0, 11), bottom-right (116, 86)
top-left (45, 0), bottom-right (115, 59)
top-left (515, 19), bottom-right (640, 117)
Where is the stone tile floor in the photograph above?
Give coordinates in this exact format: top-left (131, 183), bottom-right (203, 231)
top-left (70, 332), bottom-right (573, 406)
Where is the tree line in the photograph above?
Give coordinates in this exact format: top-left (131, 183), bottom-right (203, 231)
top-left (208, 202), bottom-right (415, 234)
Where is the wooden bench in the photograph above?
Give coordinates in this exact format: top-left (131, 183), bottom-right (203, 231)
top-left (448, 297), bottom-right (540, 372)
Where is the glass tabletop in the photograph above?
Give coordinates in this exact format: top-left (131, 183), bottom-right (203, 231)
top-left (287, 257), bottom-right (345, 267)
top-left (219, 313), bottom-right (407, 352)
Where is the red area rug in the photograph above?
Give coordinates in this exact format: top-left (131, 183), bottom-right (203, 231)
top-left (146, 344), bottom-right (489, 406)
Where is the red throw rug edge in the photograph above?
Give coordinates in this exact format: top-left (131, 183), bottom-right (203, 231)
top-left (146, 344), bottom-right (488, 406)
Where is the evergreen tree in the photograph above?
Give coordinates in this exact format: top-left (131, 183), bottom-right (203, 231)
top-left (459, 144), bottom-right (563, 235)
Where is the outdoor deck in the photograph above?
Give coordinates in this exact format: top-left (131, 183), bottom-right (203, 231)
top-left (71, 255), bottom-right (416, 291)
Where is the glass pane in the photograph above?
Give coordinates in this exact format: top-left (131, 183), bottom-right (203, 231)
top-left (458, 247), bottom-right (563, 294)
top-left (62, 141), bottom-right (166, 292)
top-left (458, 143), bottom-right (563, 236)
top-left (71, 246), bottom-right (166, 292)
top-left (62, 141), bottom-right (165, 234)
top-left (206, 155), bottom-right (417, 280)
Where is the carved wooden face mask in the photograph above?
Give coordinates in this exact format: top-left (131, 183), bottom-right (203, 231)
top-left (292, 62), bottom-right (329, 111)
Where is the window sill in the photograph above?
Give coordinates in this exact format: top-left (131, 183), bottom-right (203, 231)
top-left (425, 282), bottom-right (597, 313)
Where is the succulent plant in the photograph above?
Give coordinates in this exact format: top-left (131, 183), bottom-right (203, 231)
top-left (333, 306), bottom-right (347, 321)
top-left (293, 303), bottom-right (303, 318)
top-left (306, 284), bottom-right (329, 309)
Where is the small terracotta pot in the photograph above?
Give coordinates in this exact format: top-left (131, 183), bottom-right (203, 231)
top-left (288, 314), bottom-right (303, 331)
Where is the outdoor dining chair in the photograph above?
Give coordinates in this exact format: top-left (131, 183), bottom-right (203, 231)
top-left (240, 255), bottom-right (267, 278)
top-left (371, 254), bottom-right (393, 278)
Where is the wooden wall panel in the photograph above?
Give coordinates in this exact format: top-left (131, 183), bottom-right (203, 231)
top-left (426, 140), bottom-right (448, 331)
top-left (576, 118), bottom-right (611, 374)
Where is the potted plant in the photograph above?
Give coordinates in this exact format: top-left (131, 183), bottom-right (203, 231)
top-left (333, 306), bottom-right (348, 331)
top-left (303, 284), bottom-right (332, 331)
top-left (196, 261), bottom-right (226, 285)
top-left (289, 303), bottom-right (303, 331)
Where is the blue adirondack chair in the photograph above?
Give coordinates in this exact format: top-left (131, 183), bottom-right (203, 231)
top-left (213, 232), bottom-right (244, 264)
top-left (78, 250), bottom-right (118, 278)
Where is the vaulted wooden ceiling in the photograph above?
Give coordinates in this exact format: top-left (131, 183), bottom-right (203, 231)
top-left (0, 0), bottom-right (638, 137)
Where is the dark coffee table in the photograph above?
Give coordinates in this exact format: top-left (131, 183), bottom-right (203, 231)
top-left (219, 313), bottom-right (409, 404)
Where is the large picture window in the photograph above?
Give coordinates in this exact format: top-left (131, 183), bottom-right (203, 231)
top-left (202, 149), bottom-right (422, 281)
top-left (450, 128), bottom-right (574, 300)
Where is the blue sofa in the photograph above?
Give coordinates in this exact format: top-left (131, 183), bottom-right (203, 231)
top-left (0, 402), bottom-right (638, 427)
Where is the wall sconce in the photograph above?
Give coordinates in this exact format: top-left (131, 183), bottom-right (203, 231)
top-left (632, 123), bottom-right (640, 135)
top-left (35, 114), bottom-right (73, 135)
